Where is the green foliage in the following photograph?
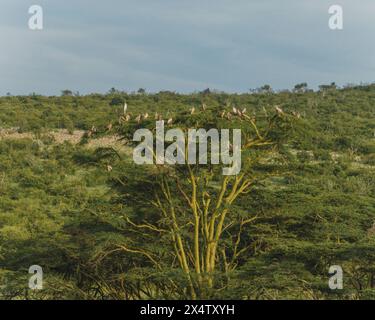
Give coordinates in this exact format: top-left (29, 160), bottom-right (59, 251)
top-left (0, 85), bottom-right (374, 299)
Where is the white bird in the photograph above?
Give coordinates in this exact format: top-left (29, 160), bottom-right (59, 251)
top-left (123, 102), bottom-right (128, 114)
top-left (292, 111), bottom-right (301, 119)
top-left (144, 113), bottom-right (149, 119)
top-left (232, 107), bottom-right (238, 115)
top-left (242, 108), bottom-right (247, 114)
top-left (167, 118), bottom-right (173, 125)
top-left (107, 165), bottom-right (113, 172)
top-left (275, 106), bottom-right (284, 115)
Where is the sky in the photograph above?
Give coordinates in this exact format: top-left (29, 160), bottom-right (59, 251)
top-left (0, 0), bottom-right (374, 95)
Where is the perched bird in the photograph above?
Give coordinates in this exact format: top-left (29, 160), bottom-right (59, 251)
top-left (292, 111), bottom-right (301, 119)
top-left (167, 118), bottom-right (173, 125)
top-left (275, 106), bottom-right (284, 115)
top-left (123, 102), bottom-right (128, 114)
top-left (86, 126), bottom-right (96, 138)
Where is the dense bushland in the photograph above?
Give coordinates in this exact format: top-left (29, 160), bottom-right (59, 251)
top-left (0, 84), bottom-right (374, 299)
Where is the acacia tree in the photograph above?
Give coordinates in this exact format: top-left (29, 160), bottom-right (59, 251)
top-left (110, 105), bottom-right (296, 299)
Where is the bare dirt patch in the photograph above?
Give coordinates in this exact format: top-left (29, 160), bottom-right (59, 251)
top-left (0, 128), bottom-right (127, 151)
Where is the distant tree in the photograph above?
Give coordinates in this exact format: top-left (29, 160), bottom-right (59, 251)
top-left (293, 82), bottom-right (308, 93)
top-left (319, 82), bottom-right (337, 91)
top-left (137, 88), bottom-right (146, 94)
top-left (30, 93), bottom-right (41, 100)
top-left (258, 84), bottom-right (273, 94)
top-left (108, 87), bottom-right (118, 95)
top-left (61, 90), bottom-right (73, 97)
top-left (109, 97), bottom-right (125, 106)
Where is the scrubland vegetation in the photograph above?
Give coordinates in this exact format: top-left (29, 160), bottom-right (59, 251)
top-left (0, 84), bottom-right (374, 299)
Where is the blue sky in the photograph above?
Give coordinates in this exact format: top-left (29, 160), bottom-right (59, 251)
top-left (0, 0), bottom-right (374, 95)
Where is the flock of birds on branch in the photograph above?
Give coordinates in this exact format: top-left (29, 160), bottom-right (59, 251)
top-left (85, 102), bottom-right (301, 138)
top-left (116, 102), bottom-right (299, 126)
top-left (82, 102), bottom-right (302, 173)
